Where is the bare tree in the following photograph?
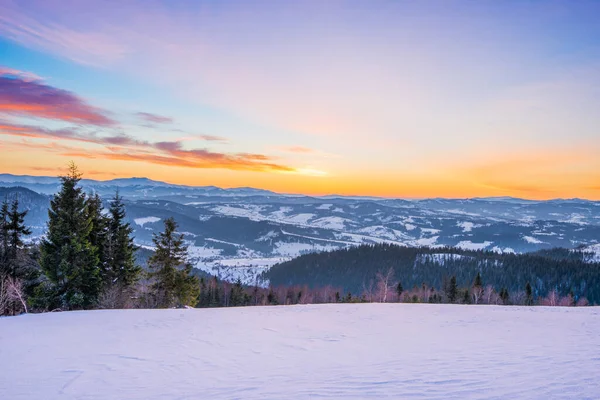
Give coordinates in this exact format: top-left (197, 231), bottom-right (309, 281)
top-left (362, 279), bottom-right (375, 303)
top-left (472, 285), bottom-right (484, 305)
top-left (483, 285), bottom-right (496, 305)
top-left (542, 289), bottom-right (559, 306)
top-left (5, 277), bottom-right (27, 314)
top-left (375, 268), bottom-right (395, 303)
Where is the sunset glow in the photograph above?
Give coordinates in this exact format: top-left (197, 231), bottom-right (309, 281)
top-left (0, 0), bottom-right (599, 199)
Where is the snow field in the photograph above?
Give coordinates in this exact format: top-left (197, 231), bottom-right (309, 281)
top-left (1, 304), bottom-right (599, 400)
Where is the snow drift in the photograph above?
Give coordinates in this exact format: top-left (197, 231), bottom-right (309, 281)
top-left (1, 304), bottom-right (599, 399)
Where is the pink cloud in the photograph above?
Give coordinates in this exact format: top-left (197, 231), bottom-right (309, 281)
top-left (0, 69), bottom-right (115, 125)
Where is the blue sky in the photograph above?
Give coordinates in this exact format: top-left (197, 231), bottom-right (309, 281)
top-left (0, 0), bottom-right (599, 198)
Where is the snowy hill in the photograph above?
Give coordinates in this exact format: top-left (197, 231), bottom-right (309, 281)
top-left (1, 304), bottom-right (599, 399)
top-left (1, 174), bottom-right (599, 285)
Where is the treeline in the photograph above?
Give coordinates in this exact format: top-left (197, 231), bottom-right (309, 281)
top-left (2, 164), bottom-right (598, 316)
top-left (265, 243), bottom-right (600, 305)
top-left (0, 163), bottom-right (201, 315)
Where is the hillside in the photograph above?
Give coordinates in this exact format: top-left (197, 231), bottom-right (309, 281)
top-left (1, 304), bottom-right (599, 400)
top-left (265, 244), bottom-right (600, 303)
top-left (2, 175), bottom-right (599, 285)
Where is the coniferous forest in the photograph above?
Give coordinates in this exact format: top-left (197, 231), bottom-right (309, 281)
top-left (0, 164), bottom-right (598, 316)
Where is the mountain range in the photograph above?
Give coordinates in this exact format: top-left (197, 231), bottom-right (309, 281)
top-left (1, 174), bottom-right (599, 285)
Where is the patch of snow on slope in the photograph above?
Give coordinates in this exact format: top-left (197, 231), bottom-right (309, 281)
top-left (2, 305), bottom-right (599, 400)
top-left (456, 240), bottom-right (493, 250)
top-left (491, 246), bottom-right (515, 254)
top-left (273, 241), bottom-right (338, 257)
top-left (421, 227), bottom-right (441, 235)
top-left (134, 216), bottom-right (161, 227)
top-left (255, 230), bottom-right (279, 242)
top-left (316, 203), bottom-right (333, 210)
top-left (417, 253), bottom-right (468, 264)
top-left (283, 213), bottom-right (315, 225)
top-left (457, 221), bottom-right (480, 232)
top-left (523, 235), bottom-right (544, 244)
top-left (269, 206), bottom-right (293, 219)
top-left (311, 216), bottom-right (351, 230)
top-left (211, 205), bottom-right (264, 221)
top-left (404, 223), bottom-right (417, 231)
top-left (413, 236), bottom-right (439, 246)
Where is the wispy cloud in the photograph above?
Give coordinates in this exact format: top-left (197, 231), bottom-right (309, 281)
top-left (0, 69), bottom-right (115, 125)
top-left (136, 111), bottom-right (173, 124)
top-left (0, 119), bottom-right (295, 173)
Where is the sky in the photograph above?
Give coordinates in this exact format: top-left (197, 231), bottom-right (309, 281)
top-left (0, 0), bottom-right (599, 199)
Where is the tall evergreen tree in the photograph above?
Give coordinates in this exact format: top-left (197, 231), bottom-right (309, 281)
top-left (0, 199), bottom-right (9, 276)
top-left (396, 281), bottom-right (403, 301)
top-left (147, 217), bottom-right (199, 308)
top-left (445, 276), bottom-right (458, 303)
top-left (86, 192), bottom-right (108, 272)
top-left (525, 282), bottom-right (533, 306)
top-left (103, 191), bottom-right (141, 289)
top-left (39, 163), bottom-right (101, 310)
top-left (7, 198), bottom-right (31, 277)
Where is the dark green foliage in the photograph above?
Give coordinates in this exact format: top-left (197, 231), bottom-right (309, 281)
top-left (103, 191), bottom-right (141, 289)
top-left (38, 164), bottom-right (101, 310)
top-left (0, 199), bottom-right (10, 275)
top-left (525, 282), bottom-right (533, 306)
top-left (265, 243), bottom-right (600, 304)
top-left (396, 281), bottom-right (403, 300)
top-left (147, 217), bottom-right (200, 308)
top-left (86, 193), bottom-right (108, 272)
top-left (229, 279), bottom-right (247, 306)
top-left (499, 288), bottom-right (510, 305)
top-left (445, 276), bottom-right (458, 303)
top-left (474, 272), bottom-right (483, 289)
top-left (0, 197), bottom-right (37, 315)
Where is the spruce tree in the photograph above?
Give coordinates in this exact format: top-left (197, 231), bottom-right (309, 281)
top-left (39, 163), bottom-right (101, 310)
top-left (86, 193), bottom-right (108, 273)
top-left (396, 281), bottom-right (403, 302)
top-left (0, 199), bottom-right (9, 276)
top-left (525, 282), bottom-right (533, 306)
top-left (445, 276), bottom-right (458, 303)
top-left (103, 191), bottom-right (141, 289)
top-left (147, 217), bottom-right (199, 308)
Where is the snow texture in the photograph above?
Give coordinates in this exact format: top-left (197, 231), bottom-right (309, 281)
top-left (133, 216), bottom-right (161, 227)
top-left (1, 304), bottom-right (599, 400)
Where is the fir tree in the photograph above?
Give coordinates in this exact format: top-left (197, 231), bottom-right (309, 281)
top-left (396, 281), bottom-right (403, 301)
top-left (86, 193), bottom-right (108, 274)
top-left (0, 199), bottom-right (9, 276)
top-left (147, 217), bottom-right (199, 308)
top-left (38, 163), bottom-right (101, 310)
top-left (103, 191), bottom-right (141, 289)
top-left (0, 198), bottom-right (35, 315)
top-left (525, 282), bottom-right (533, 306)
top-left (445, 276), bottom-right (458, 303)
top-left (499, 287), bottom-right (510, 305)
top-left (229, 279), bottom-right (245, 306)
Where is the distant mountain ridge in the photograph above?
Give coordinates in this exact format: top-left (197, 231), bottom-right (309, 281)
top-left (1, 173), bottom-right (599, 286)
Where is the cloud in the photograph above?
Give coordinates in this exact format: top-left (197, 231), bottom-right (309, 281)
top-left (0, 66), bottom-right (42, 82)
top-left (0, 6), bottom-right (127, 67)
top-left (0, 70), bottom-right (115, 126)
top-left (0, 119), bottom-right (295, 173)
top-left (136, 112), bottom-right (173, 124)
top-left (197, 134), bottom-right (228, 142)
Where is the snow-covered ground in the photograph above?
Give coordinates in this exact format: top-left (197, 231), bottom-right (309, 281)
top-left (2, 304), bottom-right (599, 400)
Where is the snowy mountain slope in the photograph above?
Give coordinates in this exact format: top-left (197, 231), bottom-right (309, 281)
top-left (1, 175), bottom-right (599, 285)
top-left (2, 304), bottom-right (599, 400)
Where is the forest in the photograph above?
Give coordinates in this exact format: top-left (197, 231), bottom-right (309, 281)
top-left (1, 164), bottom-right (598, 316)
top-left (265, 244), bottom-right (600, 304)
